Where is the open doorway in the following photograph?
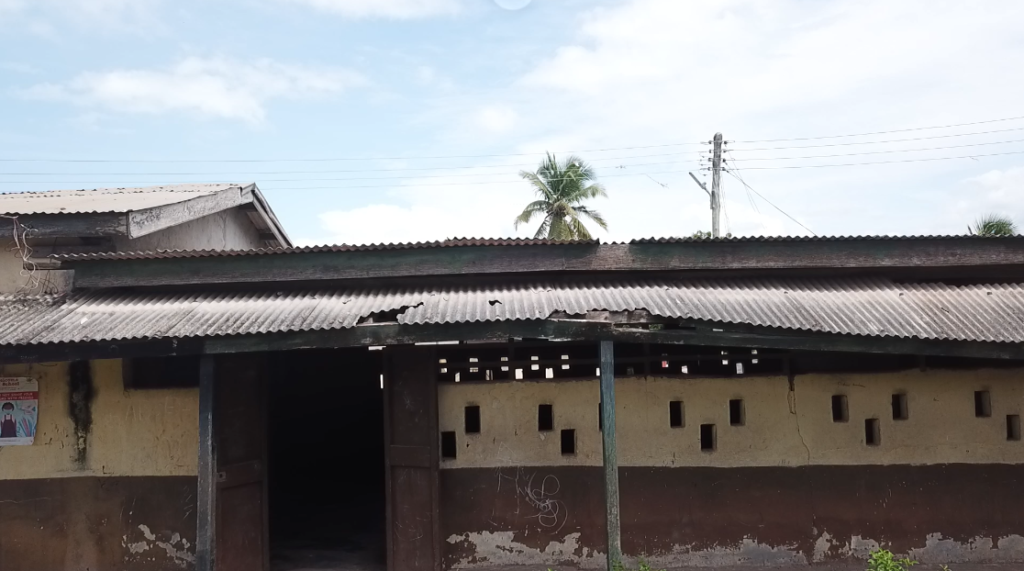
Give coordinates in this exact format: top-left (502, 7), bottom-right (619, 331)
top-left (268, 348), bottom-right (386, 571)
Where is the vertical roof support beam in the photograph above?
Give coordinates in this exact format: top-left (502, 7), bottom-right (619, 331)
top-left (196, 355), bottom-right (216, 571)
top-left (600, 340), bottom-right (621, 570)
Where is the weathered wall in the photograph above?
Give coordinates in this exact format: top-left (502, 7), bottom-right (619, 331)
top-left (112, 207), bottom-right (263, 252)
top-left (0, 360), bottom-right (199, 570)
top-left (437, 369), bottom-right (1024, 568)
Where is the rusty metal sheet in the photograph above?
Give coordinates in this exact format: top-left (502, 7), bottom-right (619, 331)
top-left (1, 278), bottom-right (1023, 345)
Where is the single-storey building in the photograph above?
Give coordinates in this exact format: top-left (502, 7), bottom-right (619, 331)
top-left (0, 183), bottom-right (290, 294)
top-left (1, 236), bottom-right (1023, 571)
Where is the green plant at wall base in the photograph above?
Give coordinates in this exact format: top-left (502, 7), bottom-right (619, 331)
top-left (611, 560), bottom-right (664, 571)
top-left (867, 549), bottom-right (917, 571)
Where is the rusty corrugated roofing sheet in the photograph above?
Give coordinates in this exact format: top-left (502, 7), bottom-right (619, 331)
top-left (1, 278), bottom-right (1022, 346)
top-left (630, 235), bottom-right (1023, 243)
top-left (52, 238), bottom-right (600, 260)
top-left (0, 184), bottom-right (246, 215)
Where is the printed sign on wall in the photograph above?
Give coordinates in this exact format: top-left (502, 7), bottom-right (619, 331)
top-left (0, 377), bottom-right (38, 446)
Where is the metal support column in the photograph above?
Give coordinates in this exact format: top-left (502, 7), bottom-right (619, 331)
top-left (600, 340), bottom-right (621, 570)
top-left (197, 355), bottom-right (216, 571)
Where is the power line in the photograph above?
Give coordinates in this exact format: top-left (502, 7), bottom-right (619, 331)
top-left (733, 115), bottom-right (1024, 144)
top-left (726, 138), bottom-right (1024, 162)
top-left (716, 149), bottom-right (1024, 170)
top-left (723, 168), bottom-right (816, 236)
top-left (728, 126), bottom-right (1024, 152)
top-left (0, 141), bottom-right (709, 164)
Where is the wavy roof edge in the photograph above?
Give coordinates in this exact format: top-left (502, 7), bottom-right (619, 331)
top-left (49, 234), bottom-right (1024, 261)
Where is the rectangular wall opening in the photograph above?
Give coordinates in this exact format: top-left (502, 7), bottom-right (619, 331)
top-left (891, 393), bottom-right (909, 420)
top-left (538, 404), bottom-right (554, 431)
top-left (832, 395), bottom-right (849, 422)
top-left (865, 418), bottom-right (881, 446)
top-left (975, 390), bottom-right (992, 418)
top-left (268, 348), bottom-right (387, 571)
top-left (464, 405), bottom-right (481, 434)
top-left (700, 424), bottom-right (716, 452)
top-left (1008, 415), bottom-right (1021, 442)
top-left (669, 400), bottom-right (684, 428)
top-left (560, 429), bottom-right (576, 455)
top-left (441, 431), bottom-right (457, 459)
top-left (729, 399), bottom-right (745, 426)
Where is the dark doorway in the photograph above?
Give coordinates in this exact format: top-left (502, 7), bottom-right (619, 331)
top-left (268, 348), bottom-right (386, 571)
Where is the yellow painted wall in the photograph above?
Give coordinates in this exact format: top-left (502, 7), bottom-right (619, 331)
top-left (0, 359), bottom-right (198, 479)
top-left (438, 368), bottom-right (1024, 468)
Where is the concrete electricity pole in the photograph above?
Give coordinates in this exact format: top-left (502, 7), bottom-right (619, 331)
top-left (710, 132), bottom-right (723, 238)
top-left (687, 132), bottom-right (724, 238)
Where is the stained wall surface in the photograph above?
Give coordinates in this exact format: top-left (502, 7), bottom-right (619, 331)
top-left (437, 369), bottom-right (1024, 568)
top-left (0, 359), bottom-right (199, 570)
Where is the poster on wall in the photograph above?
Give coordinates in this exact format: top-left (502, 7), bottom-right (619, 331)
top-left (0, 377), bottom-right (38, 446)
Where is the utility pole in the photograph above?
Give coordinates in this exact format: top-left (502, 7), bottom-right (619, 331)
top-left (710, 132), bottom-right (723, 238)
top-left (687, 131), bottom-right (724, 238)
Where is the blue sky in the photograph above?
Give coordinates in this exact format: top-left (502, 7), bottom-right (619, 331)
top-left (2, 0), bottom-right (1024, 245)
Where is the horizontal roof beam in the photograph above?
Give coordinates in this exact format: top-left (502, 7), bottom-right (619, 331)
top-left (1, 319), bottom-right (1020, 364)
top-left (63, 238), bottom-right (1024, 288)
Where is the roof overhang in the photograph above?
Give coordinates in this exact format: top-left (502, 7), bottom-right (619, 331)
top-left (15, 183), bottom-right (291, 248)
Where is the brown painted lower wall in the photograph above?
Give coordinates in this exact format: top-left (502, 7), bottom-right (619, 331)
top-left (0, 476), bottom-right (197, 571)
top-left (441, 465), bottom-right (1024, 568)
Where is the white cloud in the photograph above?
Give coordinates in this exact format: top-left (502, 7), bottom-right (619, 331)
top-left (0, 0), bottom-right (163, 31)
top-left (308, 0), bottom-right (1024, 243)
top-left (25, 57), bottom-right (366, 123)
top-left (476, 105), bottom-right (517, 134)
top-left (286, 0), bottom-right (461, 19)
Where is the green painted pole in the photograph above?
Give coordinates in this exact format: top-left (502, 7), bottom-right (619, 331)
top-left (600, 340), bottom-right (621, 571)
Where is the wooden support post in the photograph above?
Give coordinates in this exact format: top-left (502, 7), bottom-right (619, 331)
top-left (600, 340), bottom-right (621, 571)
top-left (197, 355), bottom-right (216, 571)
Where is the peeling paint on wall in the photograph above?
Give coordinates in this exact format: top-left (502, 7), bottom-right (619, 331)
top-left (447, 531), bottom-right (602, 568)
top-left (911, 533), bottom-right (1024, 563)
top-left (67, 360), bottom-right (93, 467)
top-left (122, 523), bottom-right (195, 569)
top-left (644, 539), bottom-right (807, 568)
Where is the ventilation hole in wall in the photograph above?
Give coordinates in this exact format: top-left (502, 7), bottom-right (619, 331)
top-left (662, 360), bottom-right (669, 369)
top-left (751, 349), bottom-right (759, 364)
top-left (626, 367), bottom-right (635, 375)
top-left (485, 369), bottom-right (493, 381)
top-left (735, 362), bottom-right (744, 375)
top-left (561, 429), bottom-right (576, 455)
top-left (502, 366), bottom-right (510, 372)
top-left (561, 354), bottom-right (569, 360)
top-left (595, 368), bottom-right (601, 377)
top-left (469, 367), bottom-right (479, 373)
top-left (380, 374), bottom-right (384, 390)
top-left (722, 359), bottom-right (729, 365)
top-left (439, 358), bottom-right (448, 364)
top-left (440, 367), bottom-right (448, 374)
top-left (681, 365), bottom-right (689, 374)
top-left (441, 431), bottom-right (457, 459)
top-left (831, 395), bottom-right (849, 423)
top-left (975, 390), bottom-right (992, 417)
top-left (1008, 415), bottom-right (1021, 442)
top-left (729, 399), bottom-right (745, 426)
top-left (538, 404), bottom-right (554, 432)
top-left (515, 369), bottom-right (524, 380)
top-left (669, 400), bottom-right (684, 428)
top-left (700, 424), bottom-right (716, 452)
top-left (464, 405), bottom-right (481, 434)
top-left (545, 368), bottom-right (554, 379)
top-left (454, 372), bottom-right (461, 383)
top-left (532, 364), bottom-right (540, 371)
top-left (865, 418), bottom-right (881, 446)
top-left (562, 364), bottom-right (570, 370)
top-left (891, 393), bottom-right (909, 420)
top-left (469, 357), bottom-right (478, 363)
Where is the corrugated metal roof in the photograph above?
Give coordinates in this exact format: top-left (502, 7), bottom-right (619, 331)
top-left (53, 238), bottom-right (600, 260)
top-left (1, 278), bottom-right (1022, 346)
top-left (631, 235), bottom-right (1024, 243)
top-left (0, 183), bottom-right (244, 214)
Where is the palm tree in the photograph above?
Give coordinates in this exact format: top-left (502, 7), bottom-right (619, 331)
top-left (969, 214), bottom-right (1017, 236)
top-left (514, 152), bottom-right (608, 240)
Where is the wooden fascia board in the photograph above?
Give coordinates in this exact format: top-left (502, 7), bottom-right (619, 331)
top-left (65, 239), bottom-right (1024, 288)
top-left (126, 186), bottom-right (252, 239)
top-left (248, 185), bottom-right (291, 247)
top-left (19, 212), bottom-right (128, 238)
top-left (1, 320), bottom-right (1021, 364)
